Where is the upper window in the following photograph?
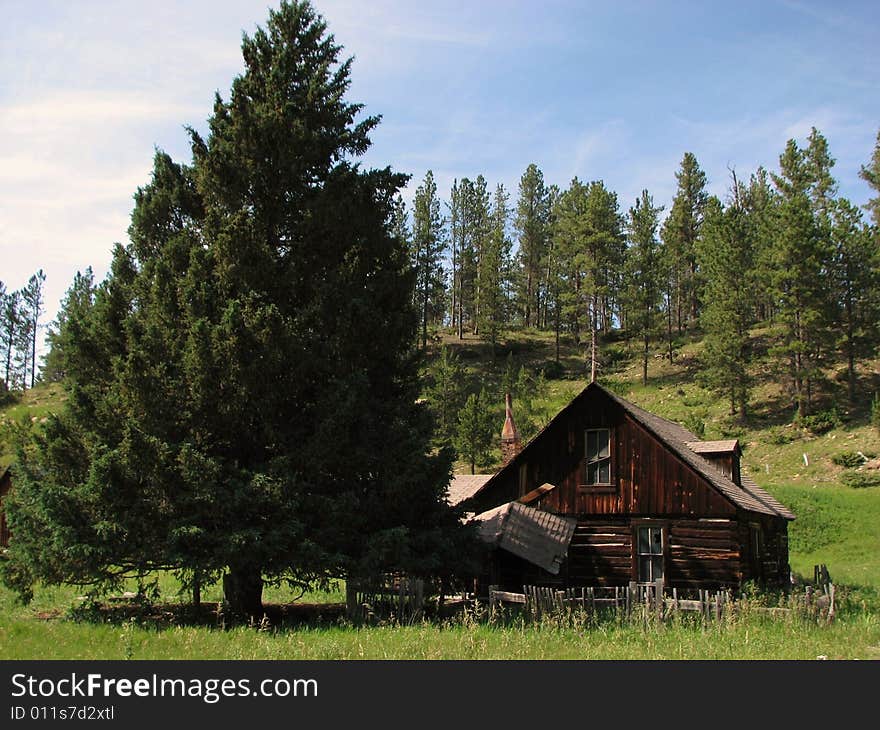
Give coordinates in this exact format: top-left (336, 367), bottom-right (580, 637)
top-left (585, 428), bottom-right (611, 485)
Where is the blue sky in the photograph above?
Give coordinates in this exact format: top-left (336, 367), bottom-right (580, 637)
top-left (2, 0), bottom-right (879, 328)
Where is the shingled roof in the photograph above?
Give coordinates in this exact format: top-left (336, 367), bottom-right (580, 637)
top-left (447, 474), bottom-right (493, 506)
top-left (601, 388), bottom-right (794, 520)
top-left (474, 502), bottom-right (576, 574)
top-left (468, 382), bottom-right (794, 521)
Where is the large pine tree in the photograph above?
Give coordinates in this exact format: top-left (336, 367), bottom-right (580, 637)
top-left (515, 164), bottom-right (551, 328)
top-left (3, 0), bottom-right (467, 617)
top-left (696, 189), bottom-right (755, 420)
top-left (625, 190), bottom-right (664, 385)
top-left (412, 170), bottom-right (446, 349)
top-left (661, 152), bottom-right (708, 332)
top-left (771, 136), bottom-right (836, 418)
top-left (859, 128), bottom-right (880, 227)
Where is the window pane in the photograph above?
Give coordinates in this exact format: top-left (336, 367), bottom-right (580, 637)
top-left (652, 556), bottom-right (664, 580)
top-left (639, 556), bottom-right (652, 582)
top-left (597, 429), bottom-right (609, 459)
top-left (638, 527), bottom-right (650, 553)
top-left (599, 460), bottom-right (610, 484)
top-left (587, 462), bottom-right (598, 484)
top-left (587, 431), bottom-right (597, 461)
top-left (650, 528), bottom-right (663, 554)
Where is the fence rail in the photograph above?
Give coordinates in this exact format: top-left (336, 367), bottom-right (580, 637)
top-left (346, 574), bottom-right (425, 623)
top-left (489, 564), bottom-right (835, 624)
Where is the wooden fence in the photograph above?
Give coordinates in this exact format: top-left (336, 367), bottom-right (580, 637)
top-left (489, 564), bottom-right (835, 624)
top-left (345, 574), bottom-right (425, 623)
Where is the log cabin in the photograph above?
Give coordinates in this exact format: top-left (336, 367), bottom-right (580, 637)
top-left (450, 383), bottom-right (794, 593)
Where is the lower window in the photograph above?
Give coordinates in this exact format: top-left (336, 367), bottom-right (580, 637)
top-left (637, 525), bottom-right (664, 583)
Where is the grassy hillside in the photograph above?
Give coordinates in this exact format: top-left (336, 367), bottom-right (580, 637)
top-left (0, 381), bottom-right (66, 471)
top-left (424, 325), bottom-right (880, 590)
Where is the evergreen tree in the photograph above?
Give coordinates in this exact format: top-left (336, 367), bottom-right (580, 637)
top-left (20, 270), bottom-right (46, 388)
top-left (476, 183), bottom-right (510, 352)
top-left (860, 129), bottom-right (880, 226)
top-left (515, 164), bottom-right (550, 328)
top-left (830, 197), bottom-right (879, 403)
top-left (42, 268), bottom-right (97, 383)
top-left (448, 179), bottom-right (462, 337)
top-left (771, 137), bottom-right (835, 418)
top-left (742, 167), bottom-right (779, 322)
top-left (469, 175), bottom-right (491, 335)
top-left (696, 191), bottom-right (755, 420)
top-left (449, 177), bottom-right (489, 337)
top-left (555, 179), bottom-right (623, 380)
top-left (0, 286), bottom-right (18, 391)
top-left (3, 0), bottom-right (467, 617)
top-left (454, 388), bottom-right (495, 475)
top-left (545, 185), bottom-right (565, 361)
top-left (424, 345), bottom-right (466, 447)
top-left (412, 170), bottom-right (446, 349)
top-left (625, 190), bottom-right (664, 385)
top-left (660, 152), bottom-right (708, 331)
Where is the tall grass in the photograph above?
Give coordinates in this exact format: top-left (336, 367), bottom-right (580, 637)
top-left (2, 602), bottom-right (878, 660)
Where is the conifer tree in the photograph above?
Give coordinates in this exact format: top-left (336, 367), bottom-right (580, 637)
top-left (0, 287), bottom-right (18, 391)
top-left (859, 128), bottom-right (880, 227)
top-left (555, 179), bottom-right (623, 380)
top-left (696, 190), bottom-right (755, 420)
top-left (42, 268), bottom-right (97, 383)
top-left (425, 345), bottom-right (466, 447)
top-left (625, 190), bottom-right (664, 385)
top-left (660, 153), bottom-right (708, 331)
top-left (20, 270), bottom-right (46, 388)
top-left (412, 170), bottom-right (446, 349)
top-left (3, 0), bottom-right (467, 617)
top-left (515, 164), bottom-right (550, 328)
top-left (830, 198), bottom-right (879, 403)
top-left (476, 184), bottom-right (510, 352)
top-left (771, 137), bottom-right (836, 417)
top-left (454, 388), bottom-right (495, 475)
top-left (742, 167), bottom-right (779, 322)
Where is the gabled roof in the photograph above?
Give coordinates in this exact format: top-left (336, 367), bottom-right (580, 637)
top-left (470, 382), bottom-right (794, 521)
top-left (474, 501), bottom-right (576, 574)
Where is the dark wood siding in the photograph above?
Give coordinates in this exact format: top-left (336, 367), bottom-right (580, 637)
top-left (566, 520), bottom-right (632, 585)
top-left (466, 385), bottom-right (790, 592)
top-left (470, 388), bottom-right (737, 520)
top-left (737, 515), bottom-right (790, 587)
top-left (667, 519), bottom-right (741, 588)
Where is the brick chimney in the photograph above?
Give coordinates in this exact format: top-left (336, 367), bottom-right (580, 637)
top-left (501, 393), bottom-right (521, 466)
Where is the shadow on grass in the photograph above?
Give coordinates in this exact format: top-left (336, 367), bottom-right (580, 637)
top-left (65, 599), bottom-right (348, 631)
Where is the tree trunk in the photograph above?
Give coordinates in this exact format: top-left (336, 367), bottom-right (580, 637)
top-left (590, 295), bottom-right (598, 383)
top-left (30, 318), bottom-right (37, 388)
top-left (223, 566), bottom-right (263, 620)
top-left (846, 294), bottom-right (855, 404)
top-left (525, 270), bottom-right (533, 328)
top-left (555, 301), bottom-right (561, 363)
top-left (422, 277), bottom-right (429, 350)
top-left (192, 572), bottom-right (201, 607)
